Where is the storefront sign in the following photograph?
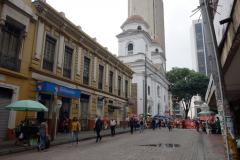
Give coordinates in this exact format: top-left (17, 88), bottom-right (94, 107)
top-left (37, 82), bottom-right (81, 98)
top-left (117, 102), bottom-right (122, 106)
top-left (97, 101), bottom-right (103, 106)
top-left (165, 111), bottom-right (169, 116)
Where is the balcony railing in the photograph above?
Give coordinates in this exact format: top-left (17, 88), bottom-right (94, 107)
top-left (63, 68), bottom-right (71, 79)
top-left (0, 52), bottom-right (21, 72)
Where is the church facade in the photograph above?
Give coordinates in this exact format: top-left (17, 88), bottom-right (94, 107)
top-left (117, 12), bottom-right (169, 116)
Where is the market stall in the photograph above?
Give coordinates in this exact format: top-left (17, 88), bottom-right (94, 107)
top-left (5, 100), bottom-right (48, 146)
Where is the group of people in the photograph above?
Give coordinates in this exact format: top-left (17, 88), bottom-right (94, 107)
top-left (38, 117), bottom-right (81, 151)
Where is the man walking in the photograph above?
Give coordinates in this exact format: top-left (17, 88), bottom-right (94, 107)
top-left (167, 119), bottom-right (172, 131)
top-left (139, 118), bottom-right (144, 133)
top-left (158, 119), bottom-right (161, 129)
top-left (152, 118), bottom-right (156, 130)
top-left (176, 119), bottom-right (180, 129)
top-left (110, 118), bottom-right (116, 137)
top-left (93, 116), bottom-right (103, 142)
top-left (94, 115), bottom-right (98, 132)
top-left (196, 119), bottom-right (199, 132)
top-left (130, 117), bottom-right (134, 134)
top-left (182, 119), bottom-right (185, 129)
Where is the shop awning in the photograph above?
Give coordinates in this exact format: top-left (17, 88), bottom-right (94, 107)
top-left (108, 105), bottom-right (121, 110)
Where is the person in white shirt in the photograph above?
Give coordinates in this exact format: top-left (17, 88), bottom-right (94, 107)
top-left (94, 115), bottom-right (98, 132)
top-left (125, 116), bottom-right (129, 127)
top-left (110, 118), bottom-right (116, 137)
top-left (176, 119), bottom-right (180, 129)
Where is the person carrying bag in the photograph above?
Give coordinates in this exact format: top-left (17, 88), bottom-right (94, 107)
top-left (70, 117), bottom-right (81, 147)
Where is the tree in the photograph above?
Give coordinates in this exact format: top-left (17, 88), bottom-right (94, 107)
top-left (166, 67), bottom-right (209, 119)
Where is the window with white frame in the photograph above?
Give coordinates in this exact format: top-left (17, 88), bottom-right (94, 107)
top-left (63, 47), bottom-right (73, 79)
top-left (109, 71), bottom-right (113, 93)
top-left (118, 76), bottom-right (121, 96)
top-left (0, 22), bottom-right (22, 72)
top-left (128, 43), bottom-right (133, 55)
top-left (98, 65), bottom-right (104, 90)
top-left (83, 57), bottom-right (90, 85)
top-left (43, 35), bottom-right (56, 72)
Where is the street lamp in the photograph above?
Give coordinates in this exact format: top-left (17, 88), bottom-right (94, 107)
top-left (200, 102), bottom-right (209, 134)
top-left (144, 55), bottom-right (153, 120)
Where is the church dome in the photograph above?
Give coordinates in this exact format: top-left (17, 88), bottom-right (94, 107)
top-left (152, 39), bottom-right (160, 45)
top-left (126, 13), bottom-right (144, 22)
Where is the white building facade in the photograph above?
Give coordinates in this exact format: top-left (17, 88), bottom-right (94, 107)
top-left (117, 13), bottom-right (169, 116)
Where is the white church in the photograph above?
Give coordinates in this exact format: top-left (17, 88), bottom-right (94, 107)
top-left (117, 12), bottom-right (169, 116)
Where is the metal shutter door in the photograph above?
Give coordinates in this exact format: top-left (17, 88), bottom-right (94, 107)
top-left (0, 97), bottom-right (11, 141)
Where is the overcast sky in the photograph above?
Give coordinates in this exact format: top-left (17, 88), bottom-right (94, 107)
top-left (45, 0), bottom-right (200, 71)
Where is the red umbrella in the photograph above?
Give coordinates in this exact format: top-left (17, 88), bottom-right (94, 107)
top-left (131, 114), bottom-right (136, 117)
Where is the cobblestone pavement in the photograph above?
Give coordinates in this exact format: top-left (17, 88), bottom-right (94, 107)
top-left (0, 128), bottom-right (226, 160)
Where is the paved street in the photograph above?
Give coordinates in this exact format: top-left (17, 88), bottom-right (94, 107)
top-left (0, 128), bottom-right (226, 160)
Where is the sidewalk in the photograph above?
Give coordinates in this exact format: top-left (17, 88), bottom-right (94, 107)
top-left (0, 127), bottom-right (133, 156)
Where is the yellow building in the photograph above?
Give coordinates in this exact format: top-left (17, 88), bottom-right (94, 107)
top-left (0, 0), bottom-right (134, 141)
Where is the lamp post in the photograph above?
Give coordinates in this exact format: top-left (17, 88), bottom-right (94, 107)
top-left (200, 102), bottom-right (209, 134)
top-left (144, 55), bottom-right (153, 120)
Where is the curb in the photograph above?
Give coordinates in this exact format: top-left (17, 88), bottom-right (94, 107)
top-left (0, 130), bottom-right (131, 156)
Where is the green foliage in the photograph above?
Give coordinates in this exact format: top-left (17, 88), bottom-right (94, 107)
top-left (166, 67), bottom-right (209, 118)
top-left (166, 67), bottom-right (209, 101)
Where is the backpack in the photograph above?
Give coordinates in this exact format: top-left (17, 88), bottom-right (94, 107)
top-left (140, 120), bottom-right (143, 125)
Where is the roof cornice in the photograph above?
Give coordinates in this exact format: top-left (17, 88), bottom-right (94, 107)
top-left (32, 0), bottom-right (134, 76)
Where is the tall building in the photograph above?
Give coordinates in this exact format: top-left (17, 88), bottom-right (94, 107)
top-left (117, 13), bottom-right (169, 116)
top-left (190, 19), bottom-right (211, 77)
top-left (128, 0), bottom-right (165, 54)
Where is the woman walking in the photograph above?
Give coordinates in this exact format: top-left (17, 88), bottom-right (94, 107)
top-left (139, 118), bottom-right (144, 133)
top-left (70, 117), bottom-right (81, 147)
top-left (38, 119), bottom-right (49, 151)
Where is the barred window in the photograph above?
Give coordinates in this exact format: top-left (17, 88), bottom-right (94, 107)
top-left (109, 71), bottom-right (113, 93)
top-left (63, 47), bottom-right (73, 79)
top-left (118, 76), bottom-right (121, 96)
top-left (83, 57), bottom-right (90, 85)
top-left (43, 36), bottom-right (56, 72)
top-left (125, 80), bottom-right (128, 98)
top-left (0, 22), bottom-right (21, 72)
top-left (98, 65), bottom-right (104, 90)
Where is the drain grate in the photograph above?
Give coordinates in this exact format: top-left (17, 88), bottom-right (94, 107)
top-left (139, 143), bottom-right (181, 148)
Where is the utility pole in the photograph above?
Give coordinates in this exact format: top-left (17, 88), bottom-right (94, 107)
top-left (145, 55), bottom-right (148, 120)
top-left (199, 0), bottom-right (238, 159)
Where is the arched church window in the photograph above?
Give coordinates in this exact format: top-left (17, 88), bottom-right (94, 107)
top-left (137, 26), bottom-right (142, 30)
top-left (157, 86), bottom-right (160, 96)
top-left (155, 48), bottom-right (159, 52)
top-left (128, 43), bottom-right (133, 55)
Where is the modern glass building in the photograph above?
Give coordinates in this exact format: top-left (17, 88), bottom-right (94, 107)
top-left (190, 19), bottom-right (211, 77)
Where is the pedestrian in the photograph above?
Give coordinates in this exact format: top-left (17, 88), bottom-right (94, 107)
top-left (182, 119), bottom-right (185, 129)
top-left (216, 117), bottom-right (221, 134)
top-left (196, 119), bottom-right (199, 132)
top-left (104, 117), bottom-right (109, 130)
top-left (110, 118), bottom-right (116, 137)
top-left (61, 119), bottom-right (66, 134)
top-left (167, 119), bottom-right (172, 131)
top-left (162, 118), bottom-right (165, 127)
top-left (70, 117), bottom-right (81, 147)
top-left (130, 117), bottom-right (134, 134)
top-left (191, 121), bottom-right (194, 129)
top-left (140, 118), bottom-right (144, 133)
top-left (126, 116), bottom-right (129, 127)
top-left (93, 116), bottom-right (103, 142)
top-left (38, 119), bottom-right (49, 151)
top-left (158, 119), bottom-right (161, 129)
top-left (64, 117), bottom-right (69, 134)
top-left (94, 115), bottom-right (98, 132)
top-left (176, 119), bottom-right (180, 129)
top-left (134, 117), bottom-right (138, 132)
top-left (152, 118), bottom-right (156, 130)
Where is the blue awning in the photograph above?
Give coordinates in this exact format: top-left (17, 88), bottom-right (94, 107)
top-left (37, 82), bottom-right (81, 98)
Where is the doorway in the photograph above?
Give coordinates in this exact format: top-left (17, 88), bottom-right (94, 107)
top-left (79, 94), bottom-right (90, 131)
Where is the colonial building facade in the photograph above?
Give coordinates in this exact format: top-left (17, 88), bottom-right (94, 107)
top-left (0, 0), bottom-right (134, 141)
top-left (117, 13), bottom-right (169, 116)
